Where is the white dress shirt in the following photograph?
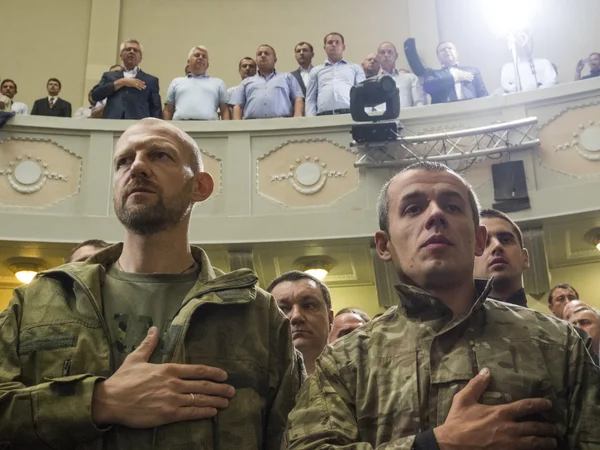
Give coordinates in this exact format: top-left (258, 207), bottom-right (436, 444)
top-left (123, 66), bottom-right (140, 79)
top-left (501, 58), bottom-right (557, 93)
top-left (47, 96), bottom-right (59, 105)
top-left (377, 69), bottom-right (426, 109)
top-left (11, 101), bottom-right (28, 115)
top-left (305, 59), bottom-right (365, 116)
top-left (298, 65), bottom-right (313, 88)
top-left (449, 66), bottom-right (464, 100)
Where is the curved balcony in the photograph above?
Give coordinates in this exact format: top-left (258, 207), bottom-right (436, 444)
top-left (2, 79), bottom-right (600, 314)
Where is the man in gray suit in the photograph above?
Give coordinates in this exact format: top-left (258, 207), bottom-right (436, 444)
top-left (291, 42), bottom-right (314, 96)
top-left (376, 41), bottom-right (426, 108)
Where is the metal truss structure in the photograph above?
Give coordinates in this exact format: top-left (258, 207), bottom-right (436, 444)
top-left (352, 117), bottom-right (540, 171)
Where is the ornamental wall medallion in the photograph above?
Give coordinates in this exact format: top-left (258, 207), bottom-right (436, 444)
top-left (200, 149), bottom-right (222, 200)
top-left (0, 138), bottom-right (82, 208)
top-left (538, 102), bottom-right (600, 177)
top-left (257, 139), bottom-right (359, 207)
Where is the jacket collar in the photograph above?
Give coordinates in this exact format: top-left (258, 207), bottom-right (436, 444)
top-left (41, 243), bottom-right (258, 305)
top-left (395, 278), bottom-right (493, 320)
top-left (488, 287), bottom-right (528, 307)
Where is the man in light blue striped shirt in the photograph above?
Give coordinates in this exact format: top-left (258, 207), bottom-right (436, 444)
top-left (305, 32), bottom-right (365, 116)
top-left (163, 46), bottom-right (229, 121)
top-left (231, 45), bottom-right (304, 119)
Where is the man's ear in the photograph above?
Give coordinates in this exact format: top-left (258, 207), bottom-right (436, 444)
top-left (193, 172), bottom-right (214, 202)
top-left (474, 225), bottom-right (487, 257)
top-left (328, 309), bottom-right (334, 329)
top-left (374, 230), bottom-right (392, 261)
top-left (522, 247), bottom-right (530, 270)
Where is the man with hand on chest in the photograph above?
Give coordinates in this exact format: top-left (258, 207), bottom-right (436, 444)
top-left (0, 118), bottom-right (301, 449)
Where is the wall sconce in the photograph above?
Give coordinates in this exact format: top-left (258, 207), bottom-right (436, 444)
top-left (294, 256), bottom-right (336, 281)
top-left (584, 227), bottom-right (600, 252)
top-left (7, 258), bottom-right (46, 284)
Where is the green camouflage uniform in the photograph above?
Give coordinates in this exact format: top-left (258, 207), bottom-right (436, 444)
top-left (0, 244), bottom-right (303, 450)
top-left (286, 280), bottom-right (600, 449)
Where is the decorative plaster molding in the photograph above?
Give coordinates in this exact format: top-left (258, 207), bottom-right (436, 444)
top-left (199, 148), bottom-right (223, 199)
top-left (256, 138), bottom-right (360, 208)
top-left (0, 137), bottom-right (82, 209)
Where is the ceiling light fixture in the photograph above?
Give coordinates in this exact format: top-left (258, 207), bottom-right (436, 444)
top-left (294, 256), bottom-right (336, 281)
top-left (7, 258), bottom-right (47, 284)
top-left (584, 227), bottom-right (600, 252)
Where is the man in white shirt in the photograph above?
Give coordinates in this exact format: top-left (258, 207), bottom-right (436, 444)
top-left (1, 79), bottom-right (27, 115)
top-left (163, 46), bottom-right (229, 121)
top-left (305, 32), bottom-right (365, 116)
top-left (291, 42), bottom-right (314, 96)
top-left (376, 42), bottom-right (426, 108)
top-left (501, 30), bottom-right (557, 93)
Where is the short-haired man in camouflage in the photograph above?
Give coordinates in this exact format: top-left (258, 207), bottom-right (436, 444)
top-left (286, 161), bottom-right (600, 449)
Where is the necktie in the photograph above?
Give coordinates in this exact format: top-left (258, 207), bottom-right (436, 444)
top-left (49, 98), bottom-right (55, 108)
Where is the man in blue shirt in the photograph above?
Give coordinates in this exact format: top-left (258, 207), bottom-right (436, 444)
top-left (231, 45), bottom-right (304, 119)
top-left (163, 46), bottom-right (229, 121)
top-left (305, 32), bottom-right (365, 116)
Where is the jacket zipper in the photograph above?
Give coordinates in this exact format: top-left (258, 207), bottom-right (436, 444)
top-left (169, 277), bottom-right (258, 363)
top-left (62, 359), bottom-right (72, 377)
top-left (68, 273), bottom-right (115, 374)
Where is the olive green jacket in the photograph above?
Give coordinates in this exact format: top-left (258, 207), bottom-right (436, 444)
top-left (0, 244), bottom-right (302, 450)
top-left (286, 280), bottom-right (600, 449)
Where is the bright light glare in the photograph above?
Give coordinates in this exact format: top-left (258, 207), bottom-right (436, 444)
top-left (596, 242), bottom-right (600, 252)
top-left (305, 268), bottom-right (328, 280)
top-left (484, 0), bottom-right (536, 37)
top-left (15, 270), bottom-right (38, 284)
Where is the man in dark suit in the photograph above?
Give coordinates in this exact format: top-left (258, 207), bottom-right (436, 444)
top-left (291, 41), bottom-right (314, 96)
top-left (92, 39), bottom-right (161, 119)
top-left (31, 78), bottom-right (72, 117)
top-left (423, 42), bottom-right (488, 104)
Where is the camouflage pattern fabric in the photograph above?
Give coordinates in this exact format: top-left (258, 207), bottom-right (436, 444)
top-left (0, 243), bottom-right (302, 450)
top-left (286, 280), bottom-right (600, 449)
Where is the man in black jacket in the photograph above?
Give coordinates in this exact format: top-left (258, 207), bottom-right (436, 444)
top-left (473, 209), bottom-right (529, 307)
top-left (92, 39), bottom-right (161, 119)
top-left (423, 42), bottom-right (488, 104)
top-left (31, 78), bottom-right (72, 117)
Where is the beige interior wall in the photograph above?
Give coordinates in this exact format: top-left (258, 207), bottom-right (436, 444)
top-left (549, 262), bottom-right (600, 310)
top-left (329, 285), bottom-right (383, 319)
top-left (2, 0), bottom-right (92, 110)
top-left (118, 0), bottom-right (412, 99)
top-left (436, 0), bottom-right (600, 93)
top-left (0, 290), bottom-right (12, 311)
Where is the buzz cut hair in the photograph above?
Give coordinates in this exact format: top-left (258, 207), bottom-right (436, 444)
top-left (120, 39), bottom-right (143, 53)
top-left (295, 41), bottom-right (314, 53)
top-left (377, 161), bottom-right (481, 235)
top-left (479, 208), bottom-right (524, 248)
top-left (239, 57), bottom-right (255, 69)
top-left (324, 32), bottom-right (345, 45)
top-left (187, 45), bottom-right (209, 60)
top-left (257, 44), bottom-right (276, 57)
top-left (266, 270), bottom-right (332, 311)
top-left (128, 118), bottom-right (204, 174)
top-left (548, 283), bottom-right (579, 305)
top-left (68, 239), bottom-right (110, 262)
top-left (377, 41), bottom-right (398, 55)
top-left (335, 307), bottom-right (371, 323)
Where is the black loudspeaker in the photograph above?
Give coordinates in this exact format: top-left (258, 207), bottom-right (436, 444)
top-left (491, 161), bottom-right (531, 212)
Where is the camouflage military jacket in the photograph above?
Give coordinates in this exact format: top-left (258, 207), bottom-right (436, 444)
top-left (0, 244), bottom-right (302, 450)
top-left (286, 280), bottom-right (600, 449)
